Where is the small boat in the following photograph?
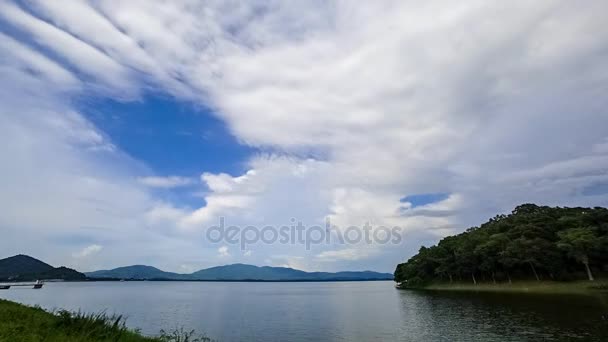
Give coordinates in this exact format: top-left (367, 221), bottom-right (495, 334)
top-left (0, 285), bottom-right (10, 290)
top-left (33, 280), bottom-right (44, 289)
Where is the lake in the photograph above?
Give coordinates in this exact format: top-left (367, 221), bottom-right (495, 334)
top-left (1, 281), bottom-right (607, 341)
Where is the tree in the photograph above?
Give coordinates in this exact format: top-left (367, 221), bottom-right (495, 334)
top-left (394, 204), bottom-right (608, 287)
top-left (504, 237), bottom-right (554, 281)
top-left (454, 232), bottom-right (481, 285)
top-left (475, 233), bottom-right (509, 283)
top-left (557, 227), bottom-right (602, 281)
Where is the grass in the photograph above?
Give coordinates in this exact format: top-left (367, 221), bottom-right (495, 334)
top-left (0, 299), bottom-right (212, 342)
top-left (399, 280), bottom-right (608, 294)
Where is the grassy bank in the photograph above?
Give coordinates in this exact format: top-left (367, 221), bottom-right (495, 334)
top-left (398, 280), bottom-right (608, 294)
top-left (0, 299), bottom-right (211, 342)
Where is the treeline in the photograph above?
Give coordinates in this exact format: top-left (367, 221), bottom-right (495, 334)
top-left (394, 204), bottom-right (608, 286)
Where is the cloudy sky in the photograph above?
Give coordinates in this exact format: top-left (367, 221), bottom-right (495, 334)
top-left (1, 0), bottom-right (607, 273)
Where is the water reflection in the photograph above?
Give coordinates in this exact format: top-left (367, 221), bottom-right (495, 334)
top-left (396, 290), bottom-right (608, 341)
top-left (1, 281), bottom-right (607, 341)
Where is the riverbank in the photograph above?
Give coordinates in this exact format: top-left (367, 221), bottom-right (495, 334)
top-left (397, 280), bottom-right (608, 294)
top-left (0, 299), bottom-right (210, 341)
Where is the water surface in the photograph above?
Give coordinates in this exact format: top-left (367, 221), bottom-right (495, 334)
top-left (1, 281), bottom-right (607, 341)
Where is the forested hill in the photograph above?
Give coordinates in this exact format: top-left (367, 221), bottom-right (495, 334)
top-left (87, 263), bottom-right (394, 281)
top-left (0, 255), bottom-right (86, 281)
top-left (394, 204), bottom-right (608, 287)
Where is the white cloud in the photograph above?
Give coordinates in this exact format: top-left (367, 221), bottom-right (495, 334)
top-left (1, 0), bottom-right (607, 272)
top-left (73, 244), bottom-right (103, 259)
top-left (0, 2), bottom-right (136, 97)
top-left (137, 176), bottom-right (195, 188)
top-left (218, 246), bottom-right (230, 258)
top-left (144, 204), bottom-right (188, 227)
top-left (179, 264), bottom-right (198, 273)
top-left (0, 32), bottom-right (78, 89)
top-left (316, 249), bottom-right (373, 262)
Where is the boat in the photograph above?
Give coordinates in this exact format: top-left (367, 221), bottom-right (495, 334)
top-left (0, 285), bottom-right (10, 290)
top-left (33, 280), bottom-right (44, 289)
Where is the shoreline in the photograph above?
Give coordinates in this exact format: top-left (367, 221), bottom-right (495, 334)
top-left (0, 299), bottom-right (157, 341)
top-left (56, 278), bottom-right (395, 283)
top-left (0, 299), bottom-right (211, 341)
top-left (396, 280), bottom-right (608, 294)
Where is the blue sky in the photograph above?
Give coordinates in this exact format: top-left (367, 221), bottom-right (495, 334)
top-left (401, 194), bottom-right (449, 208)
top-left (1, 1), bottom-right (607, 273)
top-left (77, 94), bottom-right (256, 208)
top-left (78, 95), bottom-right (254, 177)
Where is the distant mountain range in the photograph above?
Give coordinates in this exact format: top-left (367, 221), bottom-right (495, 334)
top-left (0, 255), bottom-right (86, 281)
top-left (0, 254), bottom-right (393, 282)
top-left (86, 265), bottom-right (187, 280)
top-left (86, 263), bottom-right (394, 281)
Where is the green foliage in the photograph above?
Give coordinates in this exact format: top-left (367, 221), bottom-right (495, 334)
top-left (395, 204), bottom-right (608, 287)
top-left (557, 226), bottom-right (607, 280)
top-left (159, 327), bottom-right (213, 342)
top-left (54, 310), bottom-right (129, 340)
top-left (0, 299), bottom-right (212, 342)
top-left (557, 227), bottom-right (603, 262)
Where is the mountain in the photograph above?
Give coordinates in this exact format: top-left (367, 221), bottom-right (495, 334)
top-left (86, 263), bottom-right (393, 281)
top-left (85, 265), bottom-right (187, 280)
top-left (189, 264), bottom-right (394, 281)
top-left (0, 255), bottom-right (86, 281)
top-left (0, 254), bottom-right (53, 276)
top-left (189, 264), bottom-right (310, 280)
top-left (1, 255), bottom-right (393, 282)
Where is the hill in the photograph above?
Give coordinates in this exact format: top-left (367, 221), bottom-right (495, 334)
top-left (0, 255), bottom-right (86, 281)
top-left (85, 265), bottom-right (187, 280)
top-left (394, 204), bottom-right (608, 288)
top-left (86, 263), bottom-right (393, 281)
top-left (189, 264), bottom-right (310, 280)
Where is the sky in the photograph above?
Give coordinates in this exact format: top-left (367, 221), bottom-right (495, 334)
top-left (1, 0), bottom-right (607, 273)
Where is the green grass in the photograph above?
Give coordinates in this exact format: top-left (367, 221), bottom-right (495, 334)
top-left (0, 299), bottom-right (212, 342)
top-left (399, 280), bottom-right (608, 294)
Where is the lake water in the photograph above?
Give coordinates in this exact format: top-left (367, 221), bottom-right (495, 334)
top-left (1, 281), bottom-right (607, 341)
